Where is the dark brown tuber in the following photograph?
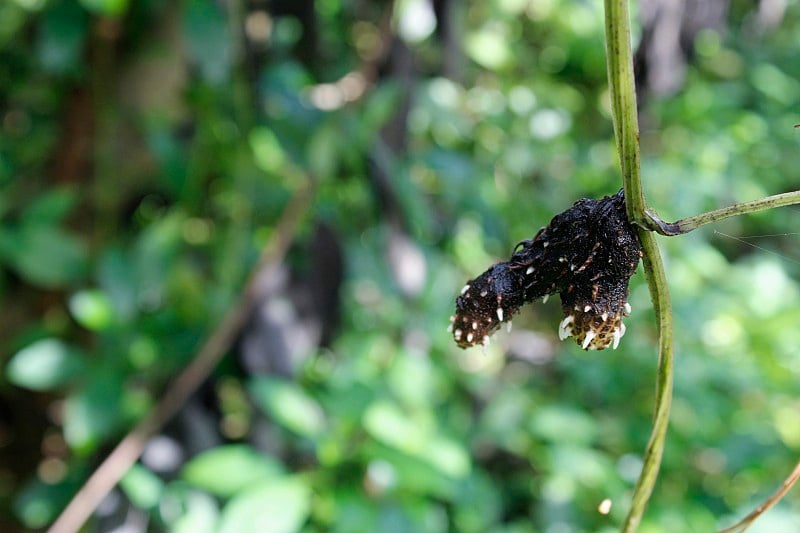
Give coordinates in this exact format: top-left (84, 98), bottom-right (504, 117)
top-left (449, 190), bottom-right (642, 351)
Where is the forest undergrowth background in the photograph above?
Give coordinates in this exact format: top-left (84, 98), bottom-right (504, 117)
top-left (1, 0), bottom-right (800, 531)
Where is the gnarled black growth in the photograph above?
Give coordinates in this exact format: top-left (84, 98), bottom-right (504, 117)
top-left (450, 190), bottom-right (642, 350)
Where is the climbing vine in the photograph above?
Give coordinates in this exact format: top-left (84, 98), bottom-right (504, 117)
top-left (451, 0), bottom-right (800, 530)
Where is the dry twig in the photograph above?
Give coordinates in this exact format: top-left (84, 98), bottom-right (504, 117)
top-left (717, 460), bottom-right (800, 533)
top-left (47, 183), bottom-right (315, 533)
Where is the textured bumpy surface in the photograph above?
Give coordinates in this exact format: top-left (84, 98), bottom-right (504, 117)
top-left (450, 190), bottom-right (642, 351)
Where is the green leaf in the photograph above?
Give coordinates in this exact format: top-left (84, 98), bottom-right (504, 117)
top-left (98, 247), bottom-right (137, 321)
top-left (120, 464), bottom-right (164, 510)
top-left (387, 355), bottom-right (435, 408)
top-left (11, 225), bottom-right (87, 288)
top-left (22, 186), bottom-right (78, 225)
top-left (466, 28), bottom-right (511, 71)
top-left (69, 290), bottom-right (115, 331)
top-left (249, 378), bottom-right (326, 438)
top-left (363, 401), bottom-right (470, 479)
top-left (77, 0), bottom-right (128, 16)
top-left (0, 8), bottom-right (25, 55)
top-left (306, 121), bottom-right (339, 179)
top-left (133, 212), bottom-right (184, 307)
top-left (250, 127), bottom-right (287, 174)
top-left (37, 2), bottom-right (88, 74)
top-left (360, 81), bottom-right (401, 137)
top-left (0, 227), bottom-right (15, 261)
top-left (170, 489), bottom-right (219, 533)
top-left (424, 435), bottom-right (471, 478)
top-left (13, 479), bottom-right (72, 529)
top-left (182, 445), bottom-right (284, 498)
top-left (529, 405), bottom-right (599, 445)
top-left (8, 0), bottom-right (44, 13)
top-left (218, 477), bottom-right (311, 533)
top-left (183, 0), bottom-right (232, 83)
top-left (63, 373), bottom-right (123, 454)
top-left (363, 444), bottom-right (456, 499)
top-left (6, 339), bottom-right (84, 391)
top-left (363, 401), bottom-right (427, 454)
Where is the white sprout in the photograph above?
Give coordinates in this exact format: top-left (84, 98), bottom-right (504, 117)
top-left (582, 331), bottom-right (596, 349)
top-left (558, 315), bottom-right (574, 340)
top-left (612, 328), bottom-right (622, 350)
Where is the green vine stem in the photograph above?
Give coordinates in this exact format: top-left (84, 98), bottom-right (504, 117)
top-left (623, 231), bottom-right (674, 532)
top-left (603, 0), bottom-right (646, 226)
top-left (645, 190), bottom-right (800, 236)
top-left (603, 0), bottom-right (675, 530)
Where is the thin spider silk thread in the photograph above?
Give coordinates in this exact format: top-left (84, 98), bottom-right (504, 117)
top-left (729, 232), bottom-right (800, 239)
top-left (714, 230), bottom-right (800, 266)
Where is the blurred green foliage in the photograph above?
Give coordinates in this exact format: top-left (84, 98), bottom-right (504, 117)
top-left (1, 0), bottom-right (800, 532)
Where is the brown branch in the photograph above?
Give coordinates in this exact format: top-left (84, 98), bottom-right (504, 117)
top-left (47, 183), bottom-right (315, 533)
top-left (717, 459), bottom-right (800, 533)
